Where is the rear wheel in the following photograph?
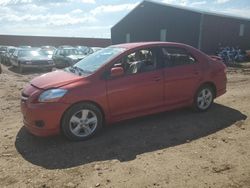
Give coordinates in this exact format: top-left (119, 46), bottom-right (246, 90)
top-left (46, 67), bottom-right (53, 72)
top-left (194, 85), bottom-right (214, 112)
top-left (61, 103), bottom-right (103, 141)
top-left (18, 63), bottom-right (23, 73)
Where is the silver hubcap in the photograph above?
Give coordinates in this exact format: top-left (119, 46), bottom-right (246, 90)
top-left (197, 88), bottom-right (213, 110)
top-left (69, 110), bottom-right (98, 137)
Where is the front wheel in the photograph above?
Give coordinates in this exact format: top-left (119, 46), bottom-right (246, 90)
top-left (61, 103), bottom-right (103, 141)
top-left (194, 85), bottom-right (214, 112)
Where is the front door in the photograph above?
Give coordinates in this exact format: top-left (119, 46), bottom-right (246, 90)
top-left (106, 48), bottom-right (164, 118)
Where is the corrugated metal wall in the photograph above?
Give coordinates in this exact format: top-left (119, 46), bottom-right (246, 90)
top-left (202, 14), bottom-right (250, 54)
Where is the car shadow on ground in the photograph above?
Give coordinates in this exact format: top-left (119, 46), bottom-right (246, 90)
top-left (15, 103), bottom-right (247, 169)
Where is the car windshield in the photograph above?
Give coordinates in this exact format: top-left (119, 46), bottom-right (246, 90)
top-left (40, 50), bottom-right (53, 56)
top-left (63, 49), bottom-right (80, 56)
top-left (71, 47), bottom-right (125, 75)
top-left (9, 48), bottom-right (16, 53)
top-left (78, 47), bottom-right (91, 53)
top-left (18, 50), bottom-right (41, 57)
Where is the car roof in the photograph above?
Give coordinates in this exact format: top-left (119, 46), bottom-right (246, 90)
top-left (7, 46), bottom-right (16, 49)
top-left (17, 47), bottom-right (39, 51)
top-left (110, 41), bottom-right (189, 49)
top-left (57, 47), bottom-right (77, 50)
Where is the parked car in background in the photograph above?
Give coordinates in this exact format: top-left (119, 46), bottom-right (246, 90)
top-left (76, 46), bottom-right (93, 55)
top-left (39, 48), bottom-right (55, 59)
top-left (52, 47), bottom-right (86, 68)
top-left (0, 46), bottom-right (7, 54)
top-left (41, 46), bottom-right (56, 50)
top-left (2, 46), bottom-right (16, 65)
top-left (58, 45), bottom-right (73, 48)
top-left (19, 46), bottom-right (32, 48)
top-left (91, 47), bottom-right (103, 53)
top-left (21, 42), bottom-right (227, 141)
top-left (10, 48), bottom-right (55, 73)
top-left (0, 46), bottom-right (8, 64)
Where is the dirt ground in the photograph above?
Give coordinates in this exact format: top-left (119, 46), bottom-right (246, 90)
top-left (0, 63), bottom-right (250, 188)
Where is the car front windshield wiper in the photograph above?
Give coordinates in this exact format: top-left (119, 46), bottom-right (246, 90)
top-left (66, 66), bottom-right (92, 76)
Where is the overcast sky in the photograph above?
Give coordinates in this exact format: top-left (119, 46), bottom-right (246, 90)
top-left (0, 0), bottom-right (249, 38)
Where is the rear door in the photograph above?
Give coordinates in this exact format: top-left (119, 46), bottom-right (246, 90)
top-left (160, 47), bottom-right (201, 105)
top-left (106, 47), bottom-right (164, 117)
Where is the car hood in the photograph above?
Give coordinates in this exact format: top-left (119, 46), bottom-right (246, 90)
top-left (19, 56), bottom-right (52, 61)
top-left (30, 70), bottom-right (83, 89)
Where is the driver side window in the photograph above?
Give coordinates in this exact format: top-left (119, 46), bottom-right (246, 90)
top-left (112, 48), bottom-right (158, 75)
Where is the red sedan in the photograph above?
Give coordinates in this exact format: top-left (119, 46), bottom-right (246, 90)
top-left (21, 42), bottom-right (227, 141)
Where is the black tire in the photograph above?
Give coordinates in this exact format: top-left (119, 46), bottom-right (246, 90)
top-left (6, 59), bottom-right (11, 66)
top-left (18, 63), bottom-right (23, 73)
top-left (194, 85), bottom-right (214, 112)
top-left (61, 102), bottom-right (103, 141)
top-left (46, 68), bottom-right (53, 72)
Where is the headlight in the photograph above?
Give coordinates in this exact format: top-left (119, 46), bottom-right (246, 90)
top-left (38, 89), bottom-right (67, 102)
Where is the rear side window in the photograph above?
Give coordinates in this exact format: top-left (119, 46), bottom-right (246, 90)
top-left (59, 50), bottom-right (65, 56)
top-left (161, 47), bottom-right (196, 67)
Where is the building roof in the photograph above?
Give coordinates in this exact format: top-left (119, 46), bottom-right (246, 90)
top-left (147, 0), bottom-right (250, 21)
top-left (112, 0), bottom-right (250, 29)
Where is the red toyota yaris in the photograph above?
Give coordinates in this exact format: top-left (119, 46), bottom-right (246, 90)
top-left (21, 42), bottom-right (227, 141)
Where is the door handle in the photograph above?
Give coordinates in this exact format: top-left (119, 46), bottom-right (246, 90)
top-left (153, 77), bottom-right (161, 81)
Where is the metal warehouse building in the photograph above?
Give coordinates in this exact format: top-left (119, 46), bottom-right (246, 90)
top-left (111, 0), bottom-right (250, 54)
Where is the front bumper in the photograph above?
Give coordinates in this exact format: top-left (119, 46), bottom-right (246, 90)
top-left (20, 64), bottom-right (55, 69)
top-left (21, 100), bottom-right (69, 137)
top-left (217, 87), bottom-right (227, 98)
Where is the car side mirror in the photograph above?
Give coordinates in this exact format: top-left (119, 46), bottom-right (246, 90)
top-left (110, 67), bottom-right (124, 77)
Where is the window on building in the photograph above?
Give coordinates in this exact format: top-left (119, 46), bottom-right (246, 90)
top-left (160, 29), bottom-right (167, 41)
top-left (126, 33), bottom-right (130, 43)
top-left (239, 24), bottom-right (245, 37)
